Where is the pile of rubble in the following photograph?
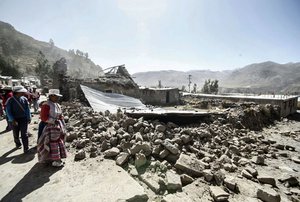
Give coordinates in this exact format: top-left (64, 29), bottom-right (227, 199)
top-left (62, 101), bottom-right (299, 201)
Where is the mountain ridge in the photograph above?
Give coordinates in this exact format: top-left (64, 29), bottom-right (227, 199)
top-left (132, 61), bottom-right (300, 94)
top-left (0, 21), bottom-right (102, 78)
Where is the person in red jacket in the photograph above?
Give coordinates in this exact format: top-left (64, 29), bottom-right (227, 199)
top-left (37, 89), bottom-right (67, 167)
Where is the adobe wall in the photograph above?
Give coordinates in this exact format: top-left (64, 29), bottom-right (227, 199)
top-left (184, 94), bottom-right (298, 117)
top-left (139, 88), bottom-right (180, 106)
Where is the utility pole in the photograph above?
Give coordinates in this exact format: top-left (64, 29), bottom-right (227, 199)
top-left (188, 75), bottom-right (192, 93)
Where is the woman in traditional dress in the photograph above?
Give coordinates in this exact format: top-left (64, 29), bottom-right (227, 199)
top-left (37, 89), bottom-right (67, 167)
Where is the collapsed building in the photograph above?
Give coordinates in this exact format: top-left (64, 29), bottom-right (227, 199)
top-left (58, 65), bottom-right (180, 106)
top-left (183, 93), bottom-right (298, 117)
top-left (55, 64), bottom-right (297, 117)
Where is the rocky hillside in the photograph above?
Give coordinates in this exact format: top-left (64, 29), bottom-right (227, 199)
top-left (0, 21), bottom-right (102, 78)
top-left (133, 62), bottom-right (300, 94)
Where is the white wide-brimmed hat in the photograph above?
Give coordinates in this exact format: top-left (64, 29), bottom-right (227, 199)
top-left (48, 89), bottom-right (62, 97)
top-left (13, 86), bottom-right (28, 93)
top-left (3, 85), bottom-right (12, 90)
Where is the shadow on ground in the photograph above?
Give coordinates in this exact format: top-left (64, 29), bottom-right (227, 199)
top-left (1, 163), bottom-right (62, 202)
top-left (0, 147), bottom-right (20, 166)
top-left (0, 147), bottom-right (36, 166)
top-left (288, 112), bottom-right (300, 122)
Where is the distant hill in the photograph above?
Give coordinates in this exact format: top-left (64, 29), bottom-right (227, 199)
top-left (133, 70), bottom-right (231, 89)
top-left (0, 21), bottom-right (102, 78)
top-left (133, 62), bottom-right (300, 94)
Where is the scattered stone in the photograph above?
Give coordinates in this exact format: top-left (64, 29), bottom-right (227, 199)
top-left (100, 140), bottom-right (109, 152)
top-left (278, 152), bottom-right (289, 158)
top-left (104, 147), bottom-right (120, 158)
top-left (245, 166), bottom-right (258, 178)
top-left (139, 172), bottom-right (161, 193)
top-left (90, 152), bottom-right (97, 158)
top-left (209, 186), bottom-right (230, 202)
top-left (74, 150), bottom-right (86, 161)
top-left (180, 174), bottom-right (194, 186)
top-left (203, 169), bottom-right (214, 182)
top-left (224, 176), bottom-right (238, 192)
top-left (257, 187), bottom-right (281, 202)
top-left (223, 163), bottom-right (237, 172)
top-left (241, 169), bottom-right (253, 179)
top-left (213, 171), bottom-right (225, 186)
top-left (159, 149), bottom-right (170, 159)
top-left (156, 124), bottom-right (166, 132)
top-left (175, 154), bottom-right (208, 177)
top-left (291, 156), bottom-right (300, 164)
top-left (181, 134), bottom-right (192, 144)
top-left (66, 132), bottom-right (78, 142)
top-left (135, 153), bottom-right (147, 168)
top-left (122, 118), bottom-right (136, 129)
top-left (238, 158), bottom-right (250, 166)
top-left (257, 175), bottom-right (277, 187)
top-left (274, 144), bottom-right (285, 150)
top-left (116, 152), bottom-right (130, 166)
top-left (285, 145), bottom-right (296, 151)
top-left (251, 155), bottom-right (265, 165)
top-left (278, 174), bottom-right (299, 187)
top-left (166, 170), bottom-right (182, 192)
top-left (162, 140), bottom-right (179, 155)
top-left (135, 132), bottom-right (143, 142)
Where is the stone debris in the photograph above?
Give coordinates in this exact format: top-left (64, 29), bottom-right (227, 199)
top-left (103, 147), bottom-right (120, 158)
top-left (251, 155), bottom-right (265, 165)
top-left (224, 176), bottom-right (238, 192)
top-left (61, 101), bottom-right (299, 201)
top-left (257, 175), bottom-right (276, 187)
top-left (74, 149), bottom-right (86, 161)
top-left (166, 170), bottom-right (182, 192)
top-left (291, 156), bottom-right (300, 164)
top-left (180, 174), bottom-right (194, 186)
top-left (245, 166), bottom-right (258, 178)
top-left (257, 187), bottom-right (281, 202)
top-left (209, 186), bottom-right (230, 202)
top-left (203, 169), bottom-right (214, 182)
top-left (174, 153), bottom-right (208, 177)
top-left (241, 169), bottom-right (253, 180)
top-left (278, 174), bottom-right (299, 187)
top-left (116, 152), bottom-right (130, 166)
top-left (139, 173), bottom-right (161, 194)
top-left (135, 153), bottom-right (147, 168)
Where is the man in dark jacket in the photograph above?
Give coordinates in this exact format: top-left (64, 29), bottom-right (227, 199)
top-left (6, 86), bottom-right (31, 153)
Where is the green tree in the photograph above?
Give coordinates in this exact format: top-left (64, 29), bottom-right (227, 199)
top-left (211, 80), bottom-right (219, 94)
top-left (49, 38), bottom-right (54, 48)
top-left (52, 57), bottom-right (67, 75)
top-left (202, 79), bottom-right (210, 93)
top-left (36, 51), bottom-right (51, 86)
top-left (0, 55), bottom-right (22, 77)
top-left (201, 79), bottom-right (219, 94)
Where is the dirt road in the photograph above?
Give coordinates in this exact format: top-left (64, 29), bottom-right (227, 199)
top-left (0, 114), bottom-right (147, 202)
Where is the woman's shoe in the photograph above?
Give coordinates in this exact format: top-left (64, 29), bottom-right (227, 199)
top-left (52, 161), bottom-right (64, 167)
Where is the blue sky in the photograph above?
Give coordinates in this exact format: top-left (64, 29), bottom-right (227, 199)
top-left (0, 0), bottom-right (299, 73)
